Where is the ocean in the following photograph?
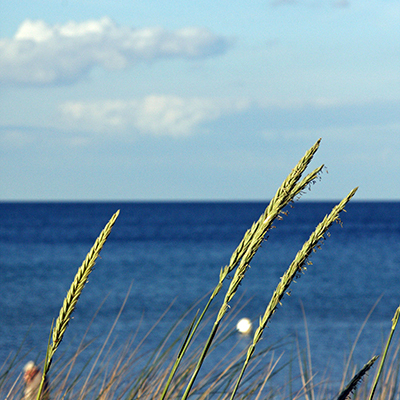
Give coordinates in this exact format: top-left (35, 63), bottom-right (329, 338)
top-left (1, 201), bottom-right (400, 390)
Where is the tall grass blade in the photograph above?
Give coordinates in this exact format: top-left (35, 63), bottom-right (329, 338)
top-left (159, 311), bottom-right (199, 400)
top-left (229, 188), bottom-right (358, 400)
top-left (78, 280), bottom-right (132, 399)
top-left (36, 210), bottom-right (120, 400)
top-left (340, 295), bottom-right (383, 391)
top-left (368, 305), bottom-right (400, 400)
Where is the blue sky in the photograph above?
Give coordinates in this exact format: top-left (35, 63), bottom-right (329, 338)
top-left (1, 1), bottom-right (399, 201)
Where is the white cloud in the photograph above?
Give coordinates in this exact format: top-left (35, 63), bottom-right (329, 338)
top-left (59, 95), bottom-right (250, 137)
top-left (0, 17), bottom-right (230, 85)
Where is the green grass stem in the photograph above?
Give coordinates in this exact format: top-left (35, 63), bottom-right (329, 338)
top-left (368, 305), bottom-right (400, 400)
top-left (36, 210), bottom-right (120, 400)
top-left (228, 187), bottom-right (358, 400)
top-left (179, 139), bottom-right (324, 400)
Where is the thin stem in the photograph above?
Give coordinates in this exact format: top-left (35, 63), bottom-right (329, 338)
top-left (368, 305), bottom-right (400, 400)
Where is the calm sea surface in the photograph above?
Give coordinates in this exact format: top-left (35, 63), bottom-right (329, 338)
top-left (1, 201), bottom-right (400, 388)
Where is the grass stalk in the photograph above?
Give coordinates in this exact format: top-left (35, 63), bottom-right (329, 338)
top-left (228, 187), bottom-right (358, 400)
top-left (179, 139), bottom-right (324, 400)
top-left (36, 210), bottom-right (120, 400)
top-left (368, 305), bottom-right (400, 400)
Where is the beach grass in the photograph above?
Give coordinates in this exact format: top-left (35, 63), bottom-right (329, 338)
top-left (2, 138), bottom-right (400, 400)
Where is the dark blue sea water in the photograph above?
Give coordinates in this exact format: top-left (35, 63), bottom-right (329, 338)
top-left (1, 201), bottom-right (400, 391)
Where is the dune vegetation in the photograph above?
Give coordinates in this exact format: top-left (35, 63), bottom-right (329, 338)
top-left (2, 138), bottom-right (400, 400)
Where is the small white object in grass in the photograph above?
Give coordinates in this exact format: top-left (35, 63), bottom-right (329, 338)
top-left (236, 318), bottom-right (252, 334)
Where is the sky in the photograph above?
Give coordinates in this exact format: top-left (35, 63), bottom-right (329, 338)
top-left (0, 1), bottom-right (399, 201)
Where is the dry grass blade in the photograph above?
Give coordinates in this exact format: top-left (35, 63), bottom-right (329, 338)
top-left (340, 295), bottom-right (383, 391)
top-left (228, 187), bottom-right (358, 400)
top-left (36, 210), bottom-right (120, 400)
top-left (337, 355), bottom-right (379, 400)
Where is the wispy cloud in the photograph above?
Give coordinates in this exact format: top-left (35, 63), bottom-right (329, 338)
top-left (0, 129), bottom-right (35, 148)
top-left (48, 96), bottom-right (400, 140)
top-left (0, 17), bottom-right (231, 85)
top-left (331, 0), bottom-right (350, 8)
top-left (2, 96), bottom-right (397, 147)
top-left (270, 0), bottom-right (298, 6)
top-left (270, 0), bottom-right (351, 7)
top-left (59, 95), bottom-right (250, 137)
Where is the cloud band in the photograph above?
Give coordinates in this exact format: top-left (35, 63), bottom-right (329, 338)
top-left (0, 17), bottom-right (230, 85)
